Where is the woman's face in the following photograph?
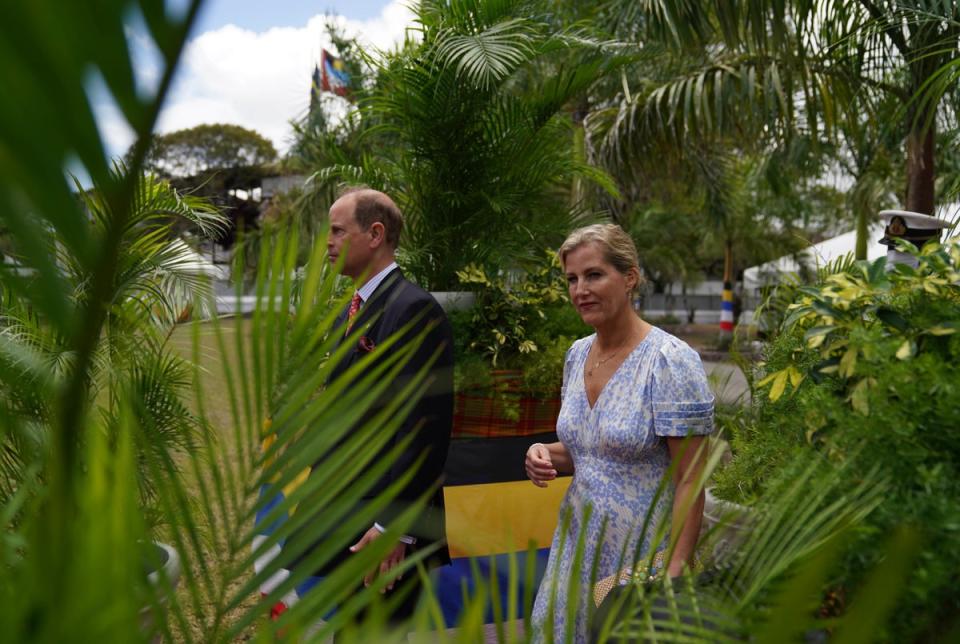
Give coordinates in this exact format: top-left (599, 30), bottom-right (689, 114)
top-left (563, 241), bottom-right (637, 327)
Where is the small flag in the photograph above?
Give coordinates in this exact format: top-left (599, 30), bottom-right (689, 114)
top-left (321, 49), bottom-right (350, 97)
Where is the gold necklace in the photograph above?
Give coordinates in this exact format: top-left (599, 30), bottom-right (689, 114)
top-left (587, 342), bottom-right (625, 376)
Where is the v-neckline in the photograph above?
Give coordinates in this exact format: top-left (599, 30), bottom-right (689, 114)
top-left (583, 328), bottom-right (656, 411)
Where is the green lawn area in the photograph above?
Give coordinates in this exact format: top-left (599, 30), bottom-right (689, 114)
top-left (169, 318), bottom-right (248, 433)
top-left (167, 318), bottom-right (261, 641)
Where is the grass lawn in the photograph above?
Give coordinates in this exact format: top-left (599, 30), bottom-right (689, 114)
top-left (169, 318), bottom-right (251, 436)
top-left (167, 318), bottom-right (262, 641)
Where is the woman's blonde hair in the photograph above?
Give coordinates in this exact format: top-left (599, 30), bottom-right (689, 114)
top-left (559, 224), bottom-right (643, 288)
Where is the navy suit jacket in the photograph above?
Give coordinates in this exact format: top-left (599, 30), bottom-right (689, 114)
top-left (313, 267), bottom-right (453, 575)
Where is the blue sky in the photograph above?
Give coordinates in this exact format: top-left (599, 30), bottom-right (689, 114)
top-left (190, 0), bottom-right (392, 32)
top-left (96, 0), bottom-right (411, 159)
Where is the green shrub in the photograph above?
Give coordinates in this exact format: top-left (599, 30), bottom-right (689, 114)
top-left (450, 251), bottom-right (588, 396)
top-left (453, 252), bottom-right (567, 365)
top-left (520, 334), bottom-right (577, 394)
top-left (714, 242), bottom-right (960, 641)
top-left (452, 351), bottom-right (497, 392)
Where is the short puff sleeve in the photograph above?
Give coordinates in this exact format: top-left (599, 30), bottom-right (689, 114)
top-left (652, 341), bottom-right (715, 437)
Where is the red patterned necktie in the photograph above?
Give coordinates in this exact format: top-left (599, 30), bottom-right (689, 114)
top-left (345, 292), bottom-right (362, 332)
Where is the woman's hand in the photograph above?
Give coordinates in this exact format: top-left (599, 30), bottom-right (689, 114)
top-left (526, 442), bottom-right (558, 487)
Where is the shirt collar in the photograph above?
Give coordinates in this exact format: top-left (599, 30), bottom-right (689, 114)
top-left (356, 261), bottom-right (399, 303)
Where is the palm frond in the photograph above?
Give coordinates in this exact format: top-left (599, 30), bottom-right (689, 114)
top-left (306, 0), bottom-right (632, 289)
top-left (433, 19), bottom-right (540, 90)
top-left (596, 452), bottom-right (887, 641)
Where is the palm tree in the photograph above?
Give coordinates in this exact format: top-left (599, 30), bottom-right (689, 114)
top-left (605, 0), bottom-right (960, 252)
top-left (587, 90), bottom-right (755, 342)
top-left (0, 2), bottom-right (441, 641)
top-left (834, 97), bottom-right (903, 258)
top-left (581, 17), bottom-right (794, 339)
top-left (286, 21), bottom-right (377, 252)
top-left (0, 169), bottom-right (227, 512)
top-left (305, 0), bottom-right (623, 290)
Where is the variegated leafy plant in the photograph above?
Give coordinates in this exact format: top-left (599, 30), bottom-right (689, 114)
top-left (758, 240), bottom-right (960, 414)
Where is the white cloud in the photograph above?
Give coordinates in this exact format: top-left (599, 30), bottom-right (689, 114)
top-left (103, 1), bottom-right (415, 158)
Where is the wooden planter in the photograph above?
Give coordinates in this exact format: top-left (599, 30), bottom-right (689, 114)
top-left (453, 370), bottom-right (560, 438)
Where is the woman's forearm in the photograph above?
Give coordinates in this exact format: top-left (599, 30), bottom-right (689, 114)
top-left (665, 436), bottom-right (706, 576)
top-left (668, 482), bottom-right (704, 576)
top-left (543, 441), bottom-right (574, 474)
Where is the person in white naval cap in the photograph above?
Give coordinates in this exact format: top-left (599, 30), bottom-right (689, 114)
top-left (878, 209), bottom-right (952, 270)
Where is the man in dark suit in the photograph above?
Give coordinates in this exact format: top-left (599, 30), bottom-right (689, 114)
top-left (323, 187), bottom-right (453, 621)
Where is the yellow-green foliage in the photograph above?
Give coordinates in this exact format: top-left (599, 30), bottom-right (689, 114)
top-left (716, 240), bottom-right (960, 641)
top-left (454, 251), bottom-right (567, 367)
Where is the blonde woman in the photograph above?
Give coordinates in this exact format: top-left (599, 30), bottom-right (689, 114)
top-left (525, 224), bottom-right (714, 642)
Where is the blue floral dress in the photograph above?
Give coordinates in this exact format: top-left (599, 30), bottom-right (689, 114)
top-left (531, 327), bottom-right (714, 642)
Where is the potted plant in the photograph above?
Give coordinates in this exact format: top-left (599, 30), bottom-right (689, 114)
top-left (140, 541), bottom-right (182, 640)
top-left (449, 253), bottom-right (587, 437)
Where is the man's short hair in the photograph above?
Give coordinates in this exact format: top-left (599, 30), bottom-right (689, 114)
top-left (338, 186), bottom-right (404, 248)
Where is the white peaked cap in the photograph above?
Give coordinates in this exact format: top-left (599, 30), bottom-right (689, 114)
top-left (878, 210), bottom-right (952, 230)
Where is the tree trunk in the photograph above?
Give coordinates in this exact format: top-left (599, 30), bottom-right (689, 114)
top-left (722, 241), bottom-right (733, 290)
top-left (570, 97), bottom-right (589, 208)
top-left (905, 117), bottom-right (935, 215)
top-left (855, 201), bottom-right (868, 260)
top-left (571, 121), bottom-right (586, 207)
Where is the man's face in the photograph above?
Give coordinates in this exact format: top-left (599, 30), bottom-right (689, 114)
top-left (327, 196), bottom-right (373, 279)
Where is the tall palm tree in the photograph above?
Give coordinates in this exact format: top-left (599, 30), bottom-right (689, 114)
top-left (581, 16), bottom-right (790, 336)
top-left (605, 0), bottom-right (960, 252)
top-left (305, 0), bottom-right (624, 290)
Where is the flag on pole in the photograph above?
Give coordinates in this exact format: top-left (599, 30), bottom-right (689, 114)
top-left (321, 49), bottom-right (350, 97)
top-left (720, 281), bottom-right (735, 332)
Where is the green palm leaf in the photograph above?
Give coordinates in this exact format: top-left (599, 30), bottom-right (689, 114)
top-left (595, 453), bottom-right (889, 642)
top-left (433, 19), bottom-right (539, 90)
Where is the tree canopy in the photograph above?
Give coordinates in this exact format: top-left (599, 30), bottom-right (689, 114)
top-left (133, 123), bottom-right (278, 247)
top-left (138, 123), bottom-right (277, 178)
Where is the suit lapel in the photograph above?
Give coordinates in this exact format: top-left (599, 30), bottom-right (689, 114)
top-left (329, 268), bottom-right (404, 380)
top-left (350, 267), bottom-right (404, 337)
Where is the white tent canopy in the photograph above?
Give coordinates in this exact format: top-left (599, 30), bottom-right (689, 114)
top-left (743, 224), bottom-right (888, 296)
